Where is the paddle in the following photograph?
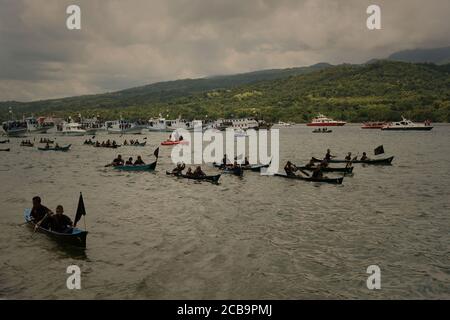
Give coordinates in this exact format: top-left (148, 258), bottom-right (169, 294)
top-left (31, 211), bottom-right (52, 238)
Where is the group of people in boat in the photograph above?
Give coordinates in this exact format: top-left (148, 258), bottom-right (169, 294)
top-left (313, 128), bottom-right (332, 133)
top-left (171, 162), bottom-right (206, 177)
top-left (39, 138), bottom-right (53, 144)
top-left (30, 196), bottom-right (74, 233)
top-left (91, 139), bottom-right (119, 148)
top-left (43, 142), bottom-right (61, 149)
top-left (220, 154), bottom-right (249, 168)
top-left (123, 139), bottom-right (144, 146)
top-left (111, 154), bottom-right (146, 166)
top-left (20, 139), bottom-right (34, 146)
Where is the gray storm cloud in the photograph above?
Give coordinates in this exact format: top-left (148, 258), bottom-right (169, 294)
top-left (0, 0), bottom-right (449, 101)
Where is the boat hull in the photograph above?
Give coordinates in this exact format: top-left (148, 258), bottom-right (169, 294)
top-left (161, 140), bottom-right (189, 146)
top-left (24, 209), bottom-right (87, 248)
top-left (166, 171), bottom-right (221, 183)
top-left (307, 123), bottom-right (345, 127)
top-left (381, 127), bottom-right (433, 131)
top-left (4, 128), bottom-right (27, 137)
top-left (38, 144), bottom-right (72, 152)
top-left (312, 156), bottom-right (394, 165)
top-left (297, 166), bottom-right (354, 173)
top-left (274, 173), bottom-right (344, 184)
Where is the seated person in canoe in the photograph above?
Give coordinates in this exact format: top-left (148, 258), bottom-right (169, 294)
top-left (186, 167), bottom-right (193, 176)
top-left (345, 152), bottom-right (352, 161)
top-left (48, 205), bottom-right (73, 233)
top-left (30, 196), bottom-right (52, 229)
top-left (44, 142), bottom-right (50, 149)
top-left (243, 157), bottom-right (250, 166)
top-left (125, 157), bottom-right (133, 165)
top-left (134, 156), bottom-right (145, 166)
top-left (324, 149), bottom-right (336, 161)
top-left (320, 158), bottom-right (329, 168)
top-left (360, 152), bottom-right (370, 161)
top-left (194, 166), bottom-right (206, 177)
top-left (112, 155), bottom-right (124, 166)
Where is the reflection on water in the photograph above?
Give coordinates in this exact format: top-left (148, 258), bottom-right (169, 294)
top-left (0, 125), bottom-right (449, 299)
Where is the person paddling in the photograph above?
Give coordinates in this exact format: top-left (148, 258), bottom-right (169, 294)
top-left (172, 162), bottom-right (185, 175)
top-left (48, 205), bottom-right (73, 233)
top-left (345, 152), bottom-right (352, 161)
top-left (324, 149), bottom-right (335, 161)
top-left (112, 155), bottom-right (124, 166)
top-left (30, 196), bottom-right (52, 229)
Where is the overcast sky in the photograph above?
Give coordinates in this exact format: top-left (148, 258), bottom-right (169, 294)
top-left (0, 0), bottom-right (449, 101)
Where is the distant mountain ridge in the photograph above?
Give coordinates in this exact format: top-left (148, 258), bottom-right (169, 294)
top-left (0, 57), bottom-right (449, 123)
top-left (387, 46), bottom-right (450, 65)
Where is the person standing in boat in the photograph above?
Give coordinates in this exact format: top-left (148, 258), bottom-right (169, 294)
top-left (48, 205), bottom-right (73, 233)
top-left (134, 156), bottom-right (145, 165)
top-left (30, 196), bottom-right (52, 229)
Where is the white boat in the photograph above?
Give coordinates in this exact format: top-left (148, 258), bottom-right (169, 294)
top-left (381, 117), bottom-right (433, 131)
top-left (274, 121), bottom-right (293, 127)
top-left (25, 117), bottom-right (54, 134)
top-left (307, 114), bottom-right (346, 127)
top-left (147, 116), bottom-right (193, 132)
top-left (56, 121), bottom-right (86, 136)
top-left (212, 118), bottom-right (260, 131)
top-left (80, 116), bottom-right (104, 135)
top-left (2, 120), bottom-right (28, 137)
top-left (106, 120), bottom-right (146, 134)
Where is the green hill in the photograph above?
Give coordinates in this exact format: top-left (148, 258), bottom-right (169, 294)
top-left (1, 61), bottom-right (449, 123)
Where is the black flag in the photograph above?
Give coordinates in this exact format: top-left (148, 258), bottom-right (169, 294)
top-left (154, 147), bottom-right (160, 158)
top-left (374, 145), bottom-right (385, 155)
top-left (74, 192), bottom-right (86, 227)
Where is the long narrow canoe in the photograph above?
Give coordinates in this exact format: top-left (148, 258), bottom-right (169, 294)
top-left (93, 145), bottom-right (120, 149)
top-left (214, 163), bottom-right (269, 172)
top-left (166, 171), bottom-right (221, 183)
top-left (311, 156), bottom-right (394, 165)
top-left (113, 160), bottom-right (157, 171)
top-left (0, 139), bottom-right (9, 144)
top-left (296, 166), bottom-right (354, 173)
top-left (24, 209), bottom-right (88, 248)
top-left (20, 144), bottom-right (34, 147)
top-left (274, 173), bottom-right (344, 184)
top-left (126, 141), bottom-right (146, 147)
top-left (38, 144), bottom-right (72, 152)
top-left (0, 148), bottom-right (10, 152)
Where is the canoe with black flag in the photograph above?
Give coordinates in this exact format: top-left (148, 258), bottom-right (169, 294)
top-left (74, 192), bottom-right (86, 227)
top-left (374, 145), bottom-right (385, 155)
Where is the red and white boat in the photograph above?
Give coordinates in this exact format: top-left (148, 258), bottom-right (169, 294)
top-left (307, 114), bottom-right (346, 127)
top-left (361, 121), bottom-right (387, 129)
